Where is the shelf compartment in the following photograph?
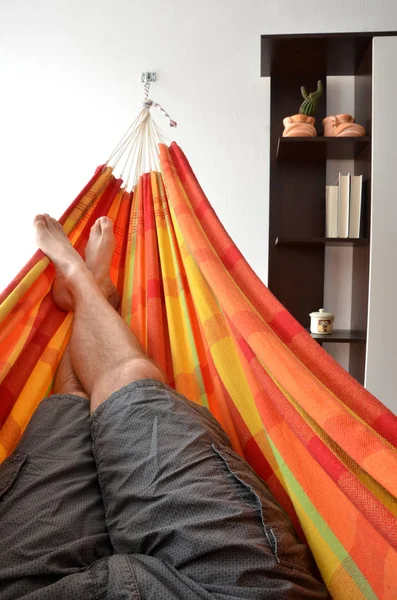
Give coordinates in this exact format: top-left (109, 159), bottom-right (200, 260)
top-left (276, 136), bottom-right (370, 161)
top-left (307, 329), bottom-right (367, 344)
top-left (275, 237), bottom-right (369, 248)
top-left (260, 33), bottom-right (395, 77)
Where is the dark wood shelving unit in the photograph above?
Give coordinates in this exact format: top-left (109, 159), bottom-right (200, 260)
top-left (276, 136), bottom-right (370, 161)
top-left (261, 32), bottom-right (396, 76)
top-left (307, 329), bottom-right (367, 344)
top-left (275, 237), bottom-right (369, 248)
top-left (261, 32), bottom-right (383, 384)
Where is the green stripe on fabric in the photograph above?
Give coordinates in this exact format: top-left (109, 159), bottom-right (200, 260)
top-left (44, 380), bottom-right (53, 399)
top-left (123, 199), bottom-right (138, 327)
top-left (268, 438), bottom-right (377, 600)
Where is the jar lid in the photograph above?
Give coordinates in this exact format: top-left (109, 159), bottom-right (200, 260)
top-left (309, 308), bottom-right (334, 319)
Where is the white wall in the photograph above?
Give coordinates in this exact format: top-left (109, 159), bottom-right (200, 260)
top-left (1, 0), bottom-right (397, 402)
top-left (0, 0), bottom-right (269, 292)
top-left (365, 36), bottom-right (397, 410)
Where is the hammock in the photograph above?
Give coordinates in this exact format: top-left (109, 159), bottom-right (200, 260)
top-left (0, 96), bottom-right (396, 600)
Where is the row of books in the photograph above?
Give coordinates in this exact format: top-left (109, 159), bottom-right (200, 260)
top-left (326, 174), bottom-right (366, 238)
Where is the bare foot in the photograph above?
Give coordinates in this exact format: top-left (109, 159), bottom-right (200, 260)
top-left (85, 217), bottom-right (119, 310)
top-left (49, 216), bottom-right (119, 311)
top-left (35, 214), bottom-right (85, 272)
top-left (35, 214), bottom-right (88, 311)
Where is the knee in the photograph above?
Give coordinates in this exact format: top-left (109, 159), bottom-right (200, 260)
top-left (53, 385), bottom-right (89, 400)
top-left (121, 357), bottom-right (165, 385)
top-left (53, 373), bottom-right (89, 399)
top-left (89, 357), bottom-right (165, 415)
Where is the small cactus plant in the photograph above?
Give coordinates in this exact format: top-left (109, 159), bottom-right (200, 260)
top-left (299, 80), bottom-right (323, 117)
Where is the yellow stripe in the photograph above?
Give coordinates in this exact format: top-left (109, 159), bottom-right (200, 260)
top-left (0, 259), bottom-right (50, 327)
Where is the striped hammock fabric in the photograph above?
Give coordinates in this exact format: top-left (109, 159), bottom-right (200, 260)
top-left (0, 141), bottom-right (396, 600)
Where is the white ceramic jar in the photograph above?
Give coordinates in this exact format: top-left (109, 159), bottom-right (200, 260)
top-left (309, 308), bottom-right (335, 334)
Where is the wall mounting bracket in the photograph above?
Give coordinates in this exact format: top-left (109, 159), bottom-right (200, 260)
top-left (141, 72), bottom-right (156, 84)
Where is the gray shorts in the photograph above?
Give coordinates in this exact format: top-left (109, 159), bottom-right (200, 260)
top-left (0, 379), bottom-right (329, 599)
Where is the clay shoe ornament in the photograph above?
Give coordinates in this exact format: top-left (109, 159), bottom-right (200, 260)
top-left (323, 114), bottom-right (366, 137)
top-left (283, 80), bottom-right (323, 137)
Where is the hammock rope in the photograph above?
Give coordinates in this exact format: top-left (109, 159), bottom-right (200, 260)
top-left (106, 80), bottom-right (174, 190)
top-left (0, 98), bottom-right (396, 600)
top-left (142, 78), bottom-right (178, 129)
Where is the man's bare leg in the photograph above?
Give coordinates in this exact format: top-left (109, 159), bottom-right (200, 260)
top-left (35, 214), bottom-right (164, 414)
top-left (52, 217), bottom-right (120, 400)
top-left (53, 345), bottom-right (89, 399)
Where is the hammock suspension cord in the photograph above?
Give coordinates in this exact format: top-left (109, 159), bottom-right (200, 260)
top-left (106, 78), bottom-right (177, 190)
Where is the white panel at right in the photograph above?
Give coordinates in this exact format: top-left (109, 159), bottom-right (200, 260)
top-left (365, 36), bottom-right (397, 413)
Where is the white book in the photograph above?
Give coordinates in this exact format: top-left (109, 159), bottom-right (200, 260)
top-left (349, 175), bottom-right (363, 238)
top-left (325, 186), bottom-right (338, 237)
top-left (338, 173), bottom-right (351, 238)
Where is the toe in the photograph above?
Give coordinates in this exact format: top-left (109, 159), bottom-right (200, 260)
top-left (34, 214), bottom-right (46, 227)
top-left (47, 215), bottom-right (61, 231)
top-left (90, 219), bottom-right (102, 237)
top-left (100, 216), bottom-right (113, 231)
top-left (43, 214), bottom-right (53, 228)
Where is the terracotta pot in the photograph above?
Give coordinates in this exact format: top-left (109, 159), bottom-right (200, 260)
top-left (323, 114), bottom-right (366, 137)
top-left (336, 113), bottom-right (353, 123)
top-left (282, 114), bottom-right (317, 137)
